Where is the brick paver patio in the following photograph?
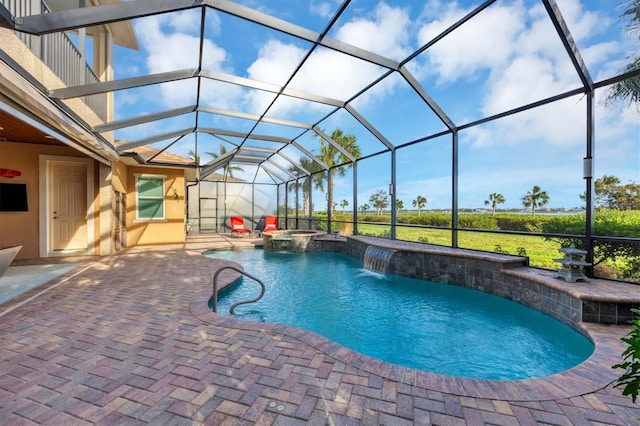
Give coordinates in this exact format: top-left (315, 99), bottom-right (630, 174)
top-left (1, 236), bottom-right (639, 424)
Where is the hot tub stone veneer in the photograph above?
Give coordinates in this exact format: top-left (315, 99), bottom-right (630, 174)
top-left (303, 234), bottom-right (640, 327)
top-left (358, 237), bottom-right (640, 327)
top-left (263, 230), bottom-right (327, 252)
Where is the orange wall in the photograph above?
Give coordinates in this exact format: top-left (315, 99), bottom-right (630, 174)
top-left (125, 166), bottom-right (186, 246)
top-left (0, 141), bottom-right (97, 259)
top-left (112, 160), bottom-right (127, 194)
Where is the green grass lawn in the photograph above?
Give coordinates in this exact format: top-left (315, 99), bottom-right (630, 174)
top-left (352, 223), bottom-right (562, 269)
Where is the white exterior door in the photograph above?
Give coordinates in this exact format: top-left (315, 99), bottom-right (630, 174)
top-left (51, 163), bottom-right (87, 251)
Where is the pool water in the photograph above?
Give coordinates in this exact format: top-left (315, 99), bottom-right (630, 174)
top-left (206, 249), bottom-right (594, 380)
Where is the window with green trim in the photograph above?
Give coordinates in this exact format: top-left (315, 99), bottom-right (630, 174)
top-left (136, 176), bottom-right (165, 220)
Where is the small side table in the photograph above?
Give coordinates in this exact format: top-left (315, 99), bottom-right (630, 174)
top-left (553, 244), bottom-right (591, 282)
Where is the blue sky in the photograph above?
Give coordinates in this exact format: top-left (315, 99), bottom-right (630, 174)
top-left (107, 0), bottom-right (639, 210)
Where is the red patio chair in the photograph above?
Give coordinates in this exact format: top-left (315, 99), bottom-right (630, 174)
top-left (230, 216), bottom-right (252, 236)
top-left (263, 216), bottom-right (278, 233)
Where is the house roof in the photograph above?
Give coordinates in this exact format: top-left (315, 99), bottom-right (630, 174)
top-left (120, 144), bottom-right (194, 166)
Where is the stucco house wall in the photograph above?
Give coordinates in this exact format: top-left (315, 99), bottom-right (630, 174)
top-left (0, 141), bottom-right (99, 258)
top-left (125, 166), bottom-right (186, 246)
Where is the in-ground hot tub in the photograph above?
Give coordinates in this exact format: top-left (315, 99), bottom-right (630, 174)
top-left (263, 230), bottom-right (326, 252)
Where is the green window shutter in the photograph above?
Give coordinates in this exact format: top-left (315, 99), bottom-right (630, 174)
top-left (138, 178), bottom-right (163, 197)
top-left (137, 177), bottom-right (164, 219)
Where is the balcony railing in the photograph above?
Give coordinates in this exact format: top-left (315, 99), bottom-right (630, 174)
top-left (2, 0), bottom-right (107, 122)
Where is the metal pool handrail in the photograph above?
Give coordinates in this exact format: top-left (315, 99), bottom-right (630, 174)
top-left (212, 265), bottom-right (266, 314)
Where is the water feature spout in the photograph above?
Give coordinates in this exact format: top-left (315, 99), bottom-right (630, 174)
top-left (363, 246), bottom-right (396, 274)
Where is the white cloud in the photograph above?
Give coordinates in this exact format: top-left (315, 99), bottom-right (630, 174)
top-left (417, 1), bottom-right (526, 83)
top-left (134, 13), bottom-right (240, 108)
top-left (468, 95), bottom-right (587, 149)
top-left (246, 40), bottom-right (306, 86)
top-left (166, 9), bottom-right (204, 35)
top-left (482, 56), bottom-right (554, 115)
top-left (335, 2), bottom-right (412, 60)
top-left (245, 2), bottom-right (411, 116)
top-left (310, 1), bottom-right (335, 18)
top-left (414, 0), bottom-right (624, 153)
top-left (551, 0), bottom-right (608, 41)
top-left (244, 40), bottom-right (306, 115)
top-left (287, 49), bottom-right (384, 99)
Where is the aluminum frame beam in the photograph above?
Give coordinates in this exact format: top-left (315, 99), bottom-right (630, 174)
top-left (542, 0), bottom-right (593, 90)
top-left (93, 105), bottom-right (197, 133)
top-left (312, 126), bottom-right (356, 163)
top-left (196, 127), bottom-right (292, 144)
top-left (290, 141), bottom-right (329, 171)
top-left (50, 69), bottom-right (198, 99)
top-left (277, 151), bottom-right (311, 176)
top-left (264, 158), bottom-right (297, 180)
top-left (400, 66), bottom-right (456, 131)
top-left (233, 154), bottom-right (267, 162)
top-left (198, 106), bottom-right (312, 129)
top-left (117, 127), bottom-right (194, 151)
top-left (0, 3), bottom-right (14, 30)
top-left (240, 146), bottom-right (278, 154)
top-left (207, 0), bottom-right (398, 70)
top-left (259, 162), bottom-right (290, 182)
top-left (13, 0), bottom-right (203, 35)
top-left (199, 146), bottom-right (239, 177)
top-left (202, 70), bottom-right (344, 108)
top-left (345, 105), bottom-right (394, 151)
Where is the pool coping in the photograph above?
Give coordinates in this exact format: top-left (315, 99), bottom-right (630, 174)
top-left (189, 278), bottom-right (628, 402)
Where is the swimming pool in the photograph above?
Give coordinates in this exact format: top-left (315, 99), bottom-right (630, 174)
top-left (205, 249), bottom-right (594, 380)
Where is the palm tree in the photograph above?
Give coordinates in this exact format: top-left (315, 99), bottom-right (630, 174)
top-left (521, 185), bottom-right (549, 216)
top-left (205, 145), bottom-right (244, 180)
top-left (188, 150), bottom-right (200, 165)
top-left (484, 193), bottom-right (505, 216)
top-left (360, 204), bottom-right (369, 214)
top-left (606, 0), bottom-right (640, 108)
top-left (413, 195), bottom-right (427, 215)
top-left (315, 129), bottom-right (361, 214)
top-left (286, 170), bottom-right (310, 215)
top-left (369, 190), bottom-right (389, 215)
top-left (288, 157), bottom-right (326, 216)
top-left (396, 199), bottom-right (404, 214)
top-left (340, 199), bottom-right (349, 213)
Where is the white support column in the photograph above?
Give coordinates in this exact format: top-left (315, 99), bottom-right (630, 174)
top-left (99, 162), bottom-right (113, 255)
top-left (79, 27), bottom-right (86, 85)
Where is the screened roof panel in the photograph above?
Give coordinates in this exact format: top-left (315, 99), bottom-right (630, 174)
top-left (349, 72), bottom-right (448, 146)
top-left (240, 138), bottom-right (287, 152)
top-left (1, 0), bottom-right (636, 187)
top-left (316, 108), bottom-right (388, 158)
top-left (410, 0), bottom-right (585, 126)
top-left (252, 166), bottom-right (277, 184)
top-left (558, 0), bottom-right (638, 82)
top-left (325, 0), bottom-right (416, 62)
top-left (266, 95), bottom-right (338, 123)
top-left (211, 8), bottom-right (317, 85)
top-left (110, 81), bottom-right (198, 123)
top-left (198, 79), bottom-right (263, 113)
top-left (227, 0), bottom-right (337, 33)
top-left (292, 131), bottom-right (325, 163)
top-left (195, 111), bottom-right (257, 134)
top-left (286, 46), bottom-right (388, 102)
top-left (110, 113), bottom-right (197, 144)
top-left (124, 11), bottom-right (206, 78)
top-left (277, 144), bottom-right (326, 175)
top-left (251, 120), bottom-right (307, 141)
